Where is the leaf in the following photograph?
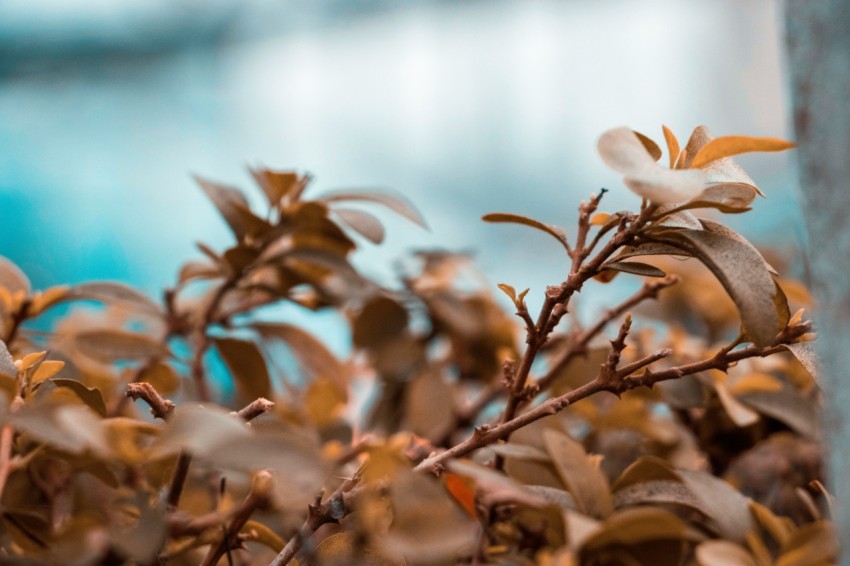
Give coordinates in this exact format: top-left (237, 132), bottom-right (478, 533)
top-left (662, 125), bottom-right (680, 168)
top-left (690, 136), bottom-right (796, 169)
top-left (0, 256), bottom-right (30, 294)
top-left (601, 261), bottom-right (667, 278)
top-left (444, 473), bottom-right (477, 518)
top-left (671, 183), bottom-right (759, 214)
top-left (151, 403), bottom-right (250, 458)
top-left (68, 282), bottom-right (163, 316)
top-left (254, 323), bottom-right (344, 380)
top-left (676, 468), bottom-right (753, 542)
top-left (482, 213), bottom-right (569, 251)
top-left (29, 361), bottom-right (65, 385)
top-left (497, 283), bottom-right (517, 303)
top-left (656, 210), bottom-right (703, 230)
top-left (612, 456), bottom-right (682, 491)
top-left (737, 386), bottom-right (821, 439)
top-left (194, 175), bottom-right (272, 240)
top-left (351, 296), bottom-right (409, 349)
top-left (73, 329), bottom-right (166, 363)
top-left (249, 168), bottom-right (301, 206)
top-left (781, 342), bottom-right (820, 387)
top-left (542, 429), bottom-right (613, 519)
top-left (137, 361), bottom-right (180, 395)
top-left (633, 130), bottom-right (662, 161)
top-left (715, 382), bottom-right (760, 427)
top-left (613, 480), bottom-right (703, 510)
top-left (749, 501), bottom-right (793, 547)
top-left (614, 242), bottom-right (692, 262)
top-left (488, 443), bottom-right (551, 463)
top-left (775, 521), bottom-right (837, 566)
top-left (44, 378), bottom-right (107, 417)
top-left (322, 191), bottom-right (428, 229)
top-left (334, 208), bottom-right (386, 244)
top-left (28, 285), bottom-right (71, 316)
top-left (12, 403), bottom-right (109, 456)
top-left (241, 520), bottom-right (285, 552)
top-left (212, 337), bottom-right (271, 401)
top-left (582, 507), bottom-right (691, 549)
top-left (696, 541), bottom-right (758, 566)
top-left (651, 222), bottom-right (781, 346)
top-left (0, 340), bottom-right (17, 379)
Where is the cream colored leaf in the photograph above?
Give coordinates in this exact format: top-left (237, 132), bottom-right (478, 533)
top-left (597, 127), bottom-right (658, 174)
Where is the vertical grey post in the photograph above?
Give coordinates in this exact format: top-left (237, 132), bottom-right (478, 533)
top-left (784, 0), bottom-right (850, 560)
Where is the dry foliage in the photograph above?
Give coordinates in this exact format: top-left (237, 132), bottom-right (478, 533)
top-left (0, 125), bottom-right (834, 565)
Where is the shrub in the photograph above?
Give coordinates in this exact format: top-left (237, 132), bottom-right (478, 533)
top-left (0, 124), bottom-right (833, 565)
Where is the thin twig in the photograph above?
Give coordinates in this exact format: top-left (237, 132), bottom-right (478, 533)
top-left (200, 471), bottom-right (274, 566)
top-left (414, 324), bottom-right (808, 474)
top-left (270, 472), bottom-right (362, 566)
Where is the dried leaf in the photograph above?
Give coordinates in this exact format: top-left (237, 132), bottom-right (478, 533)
top-left (444, 473), bottom-right (477, 518)
top-left (352, 296), bottom-right (409, 349)
top-left (249, 168), bottom-right (301, 206)
top-left (581, 507), bottom-right (691, 549)
top-left (737, 386), bottom-right (821, 439)
top-left (12, 402), bottom-right (109, 456)
top-left (195, 175), bottom-right (272, 240)
top-left (690, 136), bottom-right (796, 169)
top-left (715, 382), bottom-right (760, 427)
top-left (45, 378), bottom-right (107, 417)
top-left (212, 337), bottom-right (271, 401)
top-left (151, 404), bottom-right (250, 458)
top-left (676, 468), bottom-right (753, 542)
top-left (781, 342), bottom-right (820, 387)
top-left (749, 501), bottom-right (793, 547)
top-left (0, 256), bottom-right (31, 294)
top-left (633, 130), bottom-right (662, 161)
top-left (662, 125), bottom-right (680, 169)
top-left (323, 190), bottom-right (428, 229)
top-left (696, 540), bottom-right (758, 566)
top-left (68, 282), bottom-right (163, 316)
top-left (601, 261), bottom-right (667, 278)
top-left (254, 322), bottom-right (344, 381)
top-left (651, 222), bottom-right (781, 346)
top-left (542, 430), bottom-right (613, 519)
top-left (73, 329), bottom-right (166, 363)
top-left (775, 521), bottom-right (837, 566)
top-left (241, 520), bottom-right (285, 552)
top-left (29, 361), bottom-right (65, 385)
top-left (0, 340), bottom-right (17, 379)
top-left (482, 213), bottom-right (569, 251)
top-left (334, 208), bottom-right (386, 244)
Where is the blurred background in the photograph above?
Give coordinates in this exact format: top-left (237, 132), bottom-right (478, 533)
top-left (0, 0), bottom-right (804, 346)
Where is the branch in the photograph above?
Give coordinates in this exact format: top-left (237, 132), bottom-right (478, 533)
top-left (537, 275), bottom-right (678, 392)
top-left (270, 472), bottom-right (361, 566)
top-left (126, 382), bottom-right (175, 420)
top-left (232, 397), bottom-right (275, 421)
top-left (200, 471), bottom-right (274, 566)
top-left (414, 324), bottom-right (809, 474)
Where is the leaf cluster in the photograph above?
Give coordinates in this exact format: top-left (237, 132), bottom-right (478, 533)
top-left (0, 131), bottom-right (832, 566)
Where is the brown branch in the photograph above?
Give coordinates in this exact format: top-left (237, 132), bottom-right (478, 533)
top-left (414, 325), bottom-right (808, 475)
top-left (200, 471), bottom-right (274, 566)
top-left (126, 382), bottom-right (175, 420)
top-left (537, 275), bottom-right (678, 392)
top-left (270, 472), bottom-right (362, 566)
top-left (232, 397), bottom-right (275, 422)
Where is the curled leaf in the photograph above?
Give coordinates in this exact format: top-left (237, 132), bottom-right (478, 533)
top-left (482, 213), bottom-right (569, 252)
top-left (690, 136), bottom-right (796, 169)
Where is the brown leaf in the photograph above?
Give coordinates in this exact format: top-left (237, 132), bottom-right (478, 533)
top-left (633, 130), bottom-right (662, 161)
top-left (323, 190), bottom-right (428, 229)
top-left (194, 175), bottom-right (272, 240)
top-left (775, 521), bottom-right (837, 566)
top-left (737, 386), bottom-right (821, 439)
top-left (352, 296), bottom-right (409, 349)
top-left (212, 337), bottom-right (272, 401)
top-left (73, 329), bottom-right (166, 363)
top-left (601, 261), bottom-right (667, 278)
top-left (581, 507), bottom-right (691, 549)
top-left (662, 125), bottom-right (680, 168)
top-left (690, 136), bottom-right (796, 169)
top-left (67, 282), bottom-right (164, 316)
top-left (12, 402), bottom-right (109, 456)
top-left (249, 168), bottom-right (301, 206)
top-left (334, 208), bottom-right (386, 244)
top-left (253, 322), bottom-right (344, 381)
top-left (151, 403), bottom-right (250, 458)
top-left (43, 378), bottom-right (108, 417)
top-left (0, 256), bottom-right (30, 294)
top-left (651, 222), bottom-right (781, 346)
top-left (482, 213), bottom-right (569, 251)
top-left (696, 540), bottom-right (758, 566)
top-left (542, 430), bottom-right (613, 519)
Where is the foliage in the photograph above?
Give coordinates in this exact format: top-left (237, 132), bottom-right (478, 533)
top-left (0, 126), bottom-right (833, 565)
